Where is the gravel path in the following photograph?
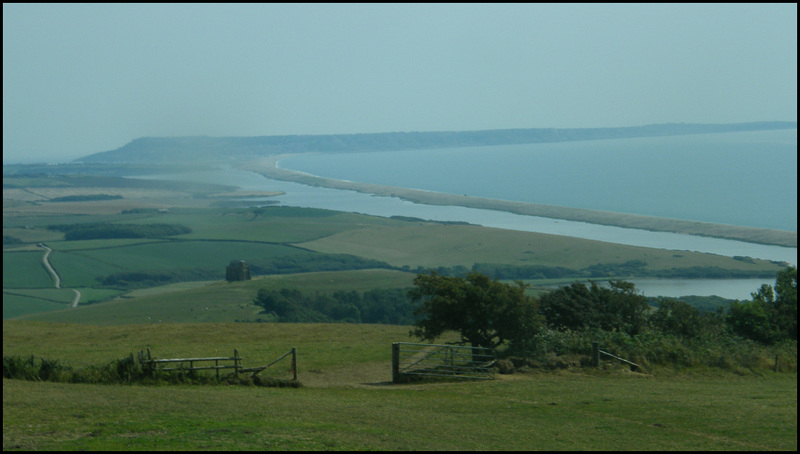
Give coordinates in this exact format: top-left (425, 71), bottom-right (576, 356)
top-left (38, 243), bottom-right (80, 307)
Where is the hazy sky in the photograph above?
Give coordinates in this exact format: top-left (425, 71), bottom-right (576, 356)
top-left (3, 3), bottom-right (797, 163)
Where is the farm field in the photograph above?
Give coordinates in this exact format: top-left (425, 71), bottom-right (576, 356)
top-left (12, 270), bottom-right (417, 325)
top-left (4, 172), bottom-right (788, 323)
top-left (3, 321), bottom-right (797, 451)
top-left (297, 223), bottom-right (785, 271)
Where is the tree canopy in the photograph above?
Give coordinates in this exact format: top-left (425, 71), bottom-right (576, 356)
top-left (538, 280), bottom-right (649, 335)
top-left (727, 265), bottom-right (797, 343)
top-left (408, 270), bottom-right (543, 350)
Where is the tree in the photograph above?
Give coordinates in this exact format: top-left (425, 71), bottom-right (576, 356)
top-left (538, 280), bottom-right (649, 334)
top-left (726, 299), bottom-right (777, 344)
top-left (649, 298), bottom-right (705, 338)
top-left (772, 266), bottom-right (797, 340)
top-left (408, 270), bottom-right (543, 350)
top-left (728, 266), bottom-right (797, 343)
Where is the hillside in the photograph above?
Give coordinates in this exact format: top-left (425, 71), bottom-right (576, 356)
top-left (76, 121), bottom-right (797, 164)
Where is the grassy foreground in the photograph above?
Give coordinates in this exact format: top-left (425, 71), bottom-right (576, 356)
top-left (3, 321), bottom-right (797, 451)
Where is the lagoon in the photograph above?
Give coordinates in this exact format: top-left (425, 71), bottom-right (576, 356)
top-left (278, 129), bottom-right (798, 232)
top-left (132, 167), bottom-right (797, 266)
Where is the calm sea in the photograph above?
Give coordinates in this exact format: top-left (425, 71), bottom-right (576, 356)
top-left (278, 129), bottom-right (798, 232)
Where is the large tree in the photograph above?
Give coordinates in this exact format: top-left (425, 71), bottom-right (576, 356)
top-left (538, 280), bottom-right (649, 335)
top-left (728, 265), bottom-right (797, 343)
top-left (408, 270), bottom-right (543, 350)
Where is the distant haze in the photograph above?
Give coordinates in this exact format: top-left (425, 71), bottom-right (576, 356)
top-left (3, 3), bottom-right (797, 163)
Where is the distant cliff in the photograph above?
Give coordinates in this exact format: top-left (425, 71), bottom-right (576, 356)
top-left (76, 121), bottom-right (797, 163)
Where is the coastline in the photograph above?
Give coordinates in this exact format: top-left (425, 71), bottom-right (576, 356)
top-left (243, 156), bottom-right (797, 248)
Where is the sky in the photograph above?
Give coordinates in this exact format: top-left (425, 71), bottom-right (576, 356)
top-left (3, 3), bottom-right (797, 163)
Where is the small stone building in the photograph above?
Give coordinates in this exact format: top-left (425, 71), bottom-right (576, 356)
top-left (226, 260), bottom-right (251, 282)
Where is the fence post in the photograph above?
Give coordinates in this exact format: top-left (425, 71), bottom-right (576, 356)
top-left (392, 343), bottom-right (400, 383)
top-left (291, 348), bottom-right (297, 381)
top-left (234, 349), bottom-right (239, 377)
top-left (592, 341), bottom-right (600, 367)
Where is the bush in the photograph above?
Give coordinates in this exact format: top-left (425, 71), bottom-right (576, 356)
top-left (253, 286), bottom-right (419, 324)
top-left (3, 354), bottom-right (304, 387)
top-left (508, 328), bottom-right (796, 373)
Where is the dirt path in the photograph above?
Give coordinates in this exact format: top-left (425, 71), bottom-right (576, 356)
top-left (38, 243), bottom-right (80, 307)
top-left (38, 244), bottom-right (60, 288)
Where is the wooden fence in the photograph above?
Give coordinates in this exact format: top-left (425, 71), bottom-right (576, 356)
top-left (137, 348), bottom-right (297, 380)
top-left (392, 342), bottom-right (495, 383)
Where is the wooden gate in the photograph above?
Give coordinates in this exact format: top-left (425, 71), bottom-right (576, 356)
top-left (392, 342), bottom-right (495, 383)
top-left (137, 348), bottom-right (297, 381)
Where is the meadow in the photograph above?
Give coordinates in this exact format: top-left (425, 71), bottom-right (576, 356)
top-left (3, 321), bottom-right (797, 451)
top-left (3, 170), bottom-right (796, 451)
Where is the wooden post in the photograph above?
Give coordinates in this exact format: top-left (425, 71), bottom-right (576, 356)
top-left (392, 343), bottom-right (400, 383)
top-left (291, 347), bottom-right (297, 381)
top-left (128, 353), bottom-right (134, 383)
top-left (216, 359), bottom-right (220, 381)
top-left (592, 342), bottom-right (600, 367)
top-left (234, 349), bottom-right (240, 377)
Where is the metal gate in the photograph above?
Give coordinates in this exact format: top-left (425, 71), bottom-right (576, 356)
top-left (392, 342), bottom-right (495, 382)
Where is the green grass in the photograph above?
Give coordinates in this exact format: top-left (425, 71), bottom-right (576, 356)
top-left (298, 223), bottom-right (785, 273)
top-left (11, 269), bottom-right (417, 325)
top-left (2, 227), bottom-right (64, 244)
top-left (72, 287), bottom-right (126, 304)
top-left (52, 240), bottom-right (296, 272)
top-left (2, 293), bottom-right (67, 319)
top-left (43, 238), bottom-right (161, 251)
top-left (2, 250), bottom-right (54, 288)
top-left (3, 321), bottom-right (796, 451)
top-left (3, 288), bottom-right (76, 303)
top-left (127, 207), bottom-right (397, 243)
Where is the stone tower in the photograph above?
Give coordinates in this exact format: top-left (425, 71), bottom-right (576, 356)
top-left (226, 260), bottom-right (251, 282)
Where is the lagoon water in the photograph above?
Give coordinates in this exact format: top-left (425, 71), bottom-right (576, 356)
top-left (279, 129), bottom-right (798, 232)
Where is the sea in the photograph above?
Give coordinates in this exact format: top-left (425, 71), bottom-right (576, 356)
top-left (131, 129), bottom-right (797, 299)
top-left (278, 129), bottom-right (797, 232)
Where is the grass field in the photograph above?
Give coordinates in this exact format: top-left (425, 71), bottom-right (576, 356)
top-left (2, 250), bottom-right (54, 289)
top-left (6, 191), bottom-right (786, 322)
top-left (10, 270), bottom-right (416, 325)
top-left (297, 223), bottom-right (786, 271)
top-left (3, 321), bottom-right (797, 451)
top-left (2, 293), bottom-right (67, 319)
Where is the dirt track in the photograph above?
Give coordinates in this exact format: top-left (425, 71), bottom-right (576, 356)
top-left (38, 243), bottom-right (81, 307)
